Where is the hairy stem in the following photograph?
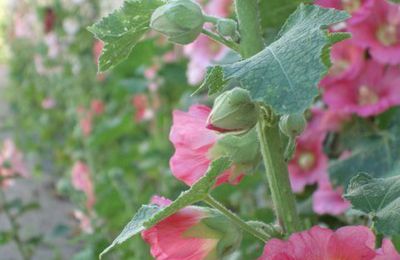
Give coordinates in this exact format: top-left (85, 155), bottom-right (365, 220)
top-left (204, 195), bottom-right (270, 242)
top-left (0, 189), bottom-right (30, 260)
top-left (234, 0), bottom-right (302, 235)
top-left (201, 29), bottom-right (240, 53)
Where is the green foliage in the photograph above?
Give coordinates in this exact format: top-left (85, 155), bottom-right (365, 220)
top-left (100, 157), bottom-right (231, 257)
top-left (202, 5), bottom-right (349, 115)
top-left (88, 0), bottom-right (165, 71)
top-left (330, 109), bottom-right (400, 186)
top-left (345, 173), bottom-right (400, 236)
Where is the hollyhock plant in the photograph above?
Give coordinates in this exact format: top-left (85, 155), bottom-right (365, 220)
top-left (320, 39), bottom-right (366, 86)
top-left (323, 60), bottom-right (400, 117)
top-left (312, 177), bottom-right (350, 215)
top-left (314, 0), bottom-right (371, 14)
top-left (72, 209), bottom-right (93, 234)
top-left (90, 99), bottom-right (105, 115)
top-left (169, 105), bottom-right (242, 186)
top-left (288, 129), bottom-right (327, 193)
top-left (348, 0), bottom-right (400, 65)
top-left (41, 97), bottom-right (56, 109)
top-left (132, 95), bottom-right (154, 122)
top-left (259, 226), bottom-right (377, 259)
top-left (0, 139), bottom-right (29, 187)
top-left (142, 196), bottom-right (241, 260)
top-left (71, 161), bottom-right (95, 211)
top-left (308, 107), bottom-right (350, 134)
top-left (375, 239), bottom-right (400, 259)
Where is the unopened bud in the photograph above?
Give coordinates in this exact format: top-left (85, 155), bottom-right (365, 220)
top-left (150, 0), bottom-right (204, 44)
top-left (279, 113), bottom-right (306, 138)
top-left (207, 88), bottom-right (258, 134)
top-left (216, 18), bottom-right (238, 40)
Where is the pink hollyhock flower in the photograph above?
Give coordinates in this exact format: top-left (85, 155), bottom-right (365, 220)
top-left (320, 39), bottom-right (366, 86)
top-left (204, 0), bottom-right (232, 17)
top-left (375, 239), bottom-right (400, 260)
top-left (72, 210), bottom-right (93, 234)
top-left (132, 95), bottom-right (154, 122)
top-left (314, 0), bottom-right (370, 13)
top-left (92, 40), bottom-right (103, 65)
top-left (308, 107), bottom-right (350, 134)
top-left (259, 226), bottom-right (377, 260)
top-left (348, 0), bottom-right (400, 64)
top-left (77, 107), bottom-right (93, 136)
top-left (288, 129), bottom-right (327, 193)
top-left (41, 97), bottom-right (56, 109)
top-left (169, 105), bottom-right (242, 186)
top-left (71, 161), bottom-right (95, 210)
top-left (323, 60), bottom-right (400, 117)
top-left (0, 139), bottom-right (29, 187)
top-left (90, 99), bottom-right (105, 115)
top-left (142, 196), bottom-right (241, 260)
top-left (184, 35), bottom-right (228, 85)
top-left (312, 177), bottom-right (350, 215)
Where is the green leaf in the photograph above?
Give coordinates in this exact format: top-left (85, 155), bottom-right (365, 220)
top-left (329, 109), bottom-right (400, 187)
top-left (345, 173), bottom-right (400, 236)
top-left (100, 157), bottom-right (231, 258)
top-left (204, 5), bottom-right (349, 114)
top-left (88, 0), bottom-right (165, 72)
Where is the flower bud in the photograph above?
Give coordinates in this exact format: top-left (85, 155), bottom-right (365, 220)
top-left (150, 0), bottom-right (205, 44)
top-left (207, 88), bottom-right (258, 134)
top-left (279, 113), bottom-right (306, 138)
top-left (216, 18), bottom-right (238, 40)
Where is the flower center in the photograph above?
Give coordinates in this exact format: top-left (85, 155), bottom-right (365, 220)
top-left (298, 152), bottom-right (315, 171)
top-left (330, 59), bottom-right (350, 75)
top-left (376, 24), bottom-right (398, 46)
top-left (358, 86), bottom-right (379, 106)
top-left (341, 0), bottom-right (361, 13)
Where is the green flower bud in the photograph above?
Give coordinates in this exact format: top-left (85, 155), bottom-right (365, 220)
top-left (279, 113), bottom-right (307, 138)
top-left (150, 0), bottom-right (204, 44)
top-left (207, 88), bottom-right (258, 134)
top-left (216, 18), bottom-right (238, 40)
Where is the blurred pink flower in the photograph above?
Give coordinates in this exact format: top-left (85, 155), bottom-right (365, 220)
top-left (90, 99), bottom-right (105, 115)
top-left (132, 95), bottom-right (154, 122)
top-left (71, 161), bottom-right (95, 210)
top-left (44, 8), bottom-right (56, 33)
top-left (0, 139), bottom-right (29, 187)
top-left (169, 105), bottom-right (242, 187)
top-left (320, 39), bottom-right (366, 86)
top-left (141, 196), bottom-right (221, 260)
top-left (308, 107), bottom-right (350, 134)
top-left (312, 177), bottom-right (350, 215)
top-left (323, 60), bottom-right (400, 117)
top-left (288, 130), bottom-right (327, 193)
top-left (204, 0), bottom-right (232, 17)
top-left (314, 0), bottom-right (370, 13)
top-left (72, 210), bottom-right (93, 234)
top-left (77, 107), bottom-right (93, 137)
top-left (375, 239), bottom-right (400, 260)
top-left (41, 97), bottom-right (56, 109)
top-left (259, 226), bottom-right (377, 260)
top-left (93, 40), bottom-right (103, 65)
top-left (348, 0), bottom-right (400, 64)
top-left (44, 32), bottom-right (61, 59)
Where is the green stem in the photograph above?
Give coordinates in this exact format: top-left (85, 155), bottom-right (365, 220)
top-left (201, 29), bottom-right (240, 53)
top-left (256, 113), bottom-right (302, 234)
top-left (0, 189), bottom-right (30, 260)
top-left (204, 15), bottom-right (219, 24)
top-left (234, 0), bottom-right (264, 58)
top-left (204, 195), bottom-right (270, 242)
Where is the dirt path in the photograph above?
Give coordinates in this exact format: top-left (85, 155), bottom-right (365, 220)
top-left (0, 65), bottom-right (79, 260)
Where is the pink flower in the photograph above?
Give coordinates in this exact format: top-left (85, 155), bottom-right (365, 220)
top-left (0, 139), bottom-right (29, 187)
top-left (142, 196), bottom-right (240, 260)
top-left (184, 35), bottom-right (228, 85)
top-left (308, 107), bottom-right (350, 134)
top-left (90, 99), bottom-right (105, 115)
top-left (348, 0), bottom-right (400, 64)
top-left (204, 0), bottom-right (232, 17)
top-left (72, 210), bottom-right (93, 234)
top-left (288, 130), bottom-right (327, 193)
top-left (92, 40), bottom-right (103, 65)
top-left (375, 239), bottom-right (400, 260)
top-left (312, 177), bottom-right (350, 215)
top-left (41, 97), bottom-right (56, 109)
top-left (323, 60), bottom-right (400, 117)
top-left (71, 161), bottom-right (95, 211)
top-left (314, 0), bottom-right (370, 14)
top-left (320, 39), bottom-right (366, 86)
top-left (169, 105), bottom-right (242, 186)
top-left (259, 226), bottom-right (377, 260)
top-left (132, 95), bottom-right (153, 122)
top-left (77, 107), bottom-right (93, 136)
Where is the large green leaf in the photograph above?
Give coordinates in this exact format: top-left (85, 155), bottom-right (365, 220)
top-left (88, 0), bottom-right (165, 71)
top-left (329, 109), bottom-right (400, 187)
top-left (202, 5), bottom-right (349, 115)
top-left (345, 173), bottom-right (400, 236)
top-left (100, 157), bottom-right (231, 258)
